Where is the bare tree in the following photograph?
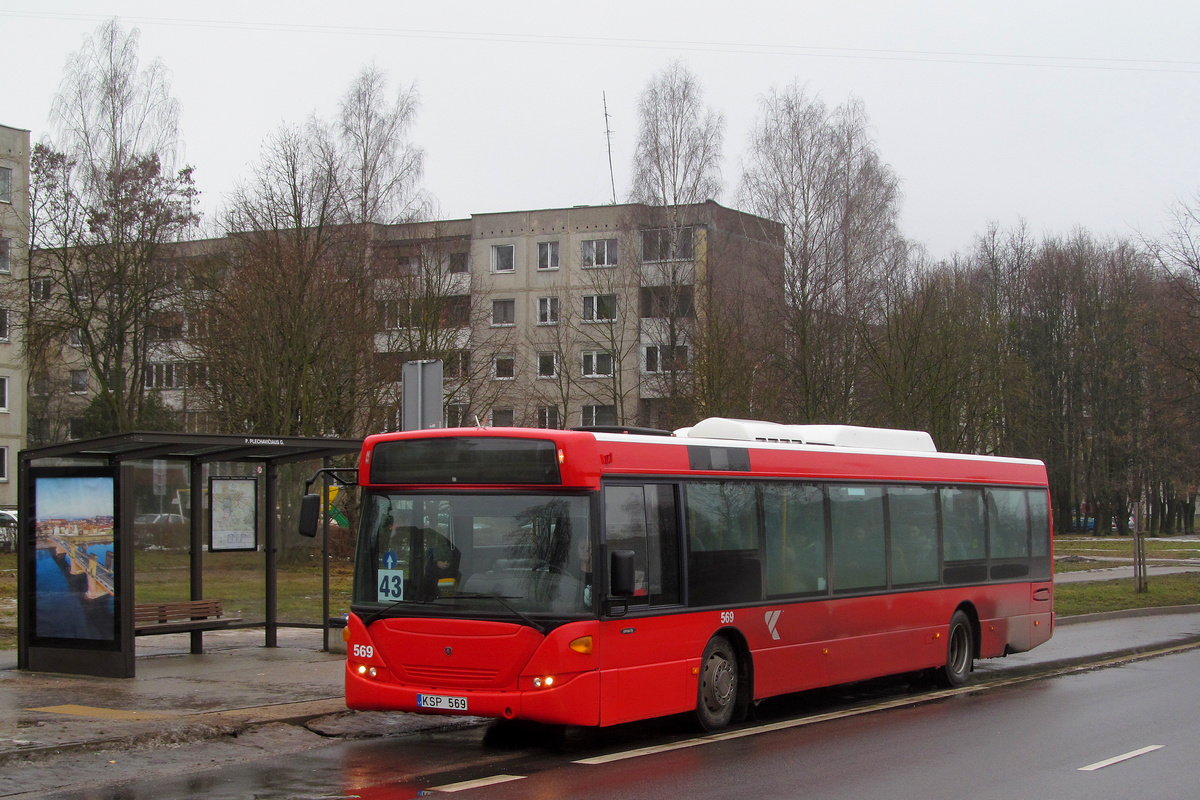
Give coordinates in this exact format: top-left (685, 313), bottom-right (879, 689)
top-left (627, 64), bottom-right (727, 428)
top-left (371, 225), bottom-right (509, 430)
top-left (29, 18), bottom-right (198, 439)
top-left (337, 64), bottom-right (428, 224)
top-left (188, 122), bottom-right (374, 436)
top-left (629, 61), bottom-right (724, 208)
top-left (738, 84), bottom-right (903, 424)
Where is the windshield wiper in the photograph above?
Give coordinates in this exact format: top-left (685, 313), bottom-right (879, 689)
top-left (358, 593), bottom-right (547, 634)
top-left (449, 593), bottom-right (547, 634)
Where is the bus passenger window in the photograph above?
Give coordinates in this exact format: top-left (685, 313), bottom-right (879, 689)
top-left (987, 488), bottom-right (1030, 559)
top-left (887, 486), bottom-right (939, 586)
top-left (830, 485), bottom-right (885, 592)
top-left (1028, 490), bottom-right (1052, 580)
top-left (686, 482), bottom-right (761, 606)
top-left (603, 484), bottom-right (680, 606)
top-left (763, 483), bottom-right (826, 596)
top-left (941, 487), bottom-right (985, 562)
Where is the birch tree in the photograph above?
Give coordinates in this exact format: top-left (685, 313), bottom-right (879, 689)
top-left (29, 18), bottom-right (198, 439)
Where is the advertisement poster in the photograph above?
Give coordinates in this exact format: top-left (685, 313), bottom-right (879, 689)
top-left (32, 474), bottom-right (117, 642)
top-left (210, 477), bottom-right (257, 551)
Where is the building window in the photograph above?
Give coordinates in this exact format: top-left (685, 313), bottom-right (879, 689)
top-left (445, 295), bottom-right (471, 327)
top-left (445, 403), bottom-right (469, 428)
top-left (582, 404), bottom-right (616, 427)
top-left (69, 328), bottom-right (84, 348)
top-left (538, 241), bottom-right (560, 270)
top-left (0, 167), bottom-right (11, 204)
top-left (491, 408), bottom-right (515, 427)
top-left (444, 349), bottom-right (470, 379)
top-left (536, 406), bottom-right (560, 429)
top-left (70, 370), bottom-right (88, 394)
top-left (582, 238), bottom-right (618, 268)
top-left (0, 377), bottom-right (8, 412)
top-left (640, 285), bottom-right (696, 318)
top-left (641, 227), bottom-right (695, 262)
top-left (491, 244), bottom-right (515, 273)
top-left (537, 296), bottom-right (559, 325)
top-left (645, 344), bottom-right (689, 373)
top-left (0, 446), bottom-right (7, 481)
top-left (68, 274), bottom-right (90, 302)
top-left (0, 238), bottom-right (9, 274)
top-left (537, 352), bottom-right (558, 378)
top-left (581, 350), bottom-right (614, 377)
top-left (448, 252), bottom-right (469, 274)
top-left (491, 299), bottom-right (515, 326)
top-left (145, 362), bottom-right (187, 389)
top-left (31, 277), bottom-right (51, 302)
top-left (0, 310), bottom-right (9, 342)
top-left (494, 355), bottom-right (515, 380)
top-left (583, 294), bottom-right (617, 323)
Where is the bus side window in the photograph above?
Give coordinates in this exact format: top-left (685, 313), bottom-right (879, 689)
top-left (686, 482), bottom-right (760, 606)
top-left (941, 487), bottom-right (986, 562)
top-left (1028, 490), bottom-right (1052, 580)
top-left (829, 485), bottom-right (886, 592)
top-left (763, 483), bottom-right (826, 597)
top-left (603, 484), bottom-right (680, 606)
top-left (887, 486), bottom-right (939, 586)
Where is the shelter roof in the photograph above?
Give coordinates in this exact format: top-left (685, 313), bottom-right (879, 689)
top-left (20, 431), bottom-right (363, 466)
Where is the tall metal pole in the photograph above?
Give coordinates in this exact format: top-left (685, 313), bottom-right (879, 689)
top-left (265, 461), bottom-right (278, 647)
top-left (189, 458), bottom-right (204, 654)
top-left (604, 92), bottom-right (617, 205)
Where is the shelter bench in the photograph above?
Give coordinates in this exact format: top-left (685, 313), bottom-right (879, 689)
top-left (133, 599), bottom-right (240, 635)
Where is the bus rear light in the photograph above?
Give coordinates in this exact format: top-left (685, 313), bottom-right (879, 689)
top-left (569, 635), bottom-right (593, 654)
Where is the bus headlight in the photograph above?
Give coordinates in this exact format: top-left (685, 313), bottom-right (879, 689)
top-left (532, 676), bottom-right (555, 688)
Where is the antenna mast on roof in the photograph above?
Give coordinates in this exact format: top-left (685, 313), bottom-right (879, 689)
top-left (603, 92), bottom-right (617, 205)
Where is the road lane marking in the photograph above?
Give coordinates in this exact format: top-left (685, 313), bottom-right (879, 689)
top-left (1079, 745), bottom-right (1164, 771)
top-left (575, 640), bottom-right (1200, 768)
top-left (429, 774), bottom-right (526, 792)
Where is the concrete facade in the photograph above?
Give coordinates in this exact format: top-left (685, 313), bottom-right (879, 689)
top-left (29, 200), bottom-right (782, 440)
top-left (0, 125), bottom-right (29, 513)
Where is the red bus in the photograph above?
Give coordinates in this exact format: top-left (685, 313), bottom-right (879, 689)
top-left (306, 417), bottom-right (1053, 731)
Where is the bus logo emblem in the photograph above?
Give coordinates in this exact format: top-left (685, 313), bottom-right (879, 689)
top-left (765, 610), bottom-right (782, 641)
top-left (445, 647), bottom-right (453, 656)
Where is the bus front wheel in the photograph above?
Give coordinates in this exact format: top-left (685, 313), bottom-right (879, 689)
top-left (937, 610), bottom-right (974, 687)
top-left (696, 635), bottom-right (738, 731)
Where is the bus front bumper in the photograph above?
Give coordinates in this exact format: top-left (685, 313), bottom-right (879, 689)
top-left (344, 662), bottom-right (601, 726)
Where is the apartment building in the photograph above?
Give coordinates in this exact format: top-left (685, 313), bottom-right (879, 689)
top-left (0, 125), bottom-right (29, 511)
top-left (30, 200), bottom-right (782, 441)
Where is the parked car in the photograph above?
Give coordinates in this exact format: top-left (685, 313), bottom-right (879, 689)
top-left (133, 512), bottom-right (189, 548)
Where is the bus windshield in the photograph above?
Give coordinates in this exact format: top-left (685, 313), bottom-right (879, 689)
top-left (353, 492), bottom-right (593, 617)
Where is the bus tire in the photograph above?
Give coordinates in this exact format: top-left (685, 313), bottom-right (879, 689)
top-left (696, 635), bottom-right (738, 731)
top-left (937, 610), bottom-right (974, 688)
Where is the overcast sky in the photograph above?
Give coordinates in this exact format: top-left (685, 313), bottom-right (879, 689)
top-left (3, 0), bottom-right (1199, 258)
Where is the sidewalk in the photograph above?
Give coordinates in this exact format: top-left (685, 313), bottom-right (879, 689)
top-left (0, 629), bottom-right (353, 764)
top-left (2, 609), bottom-right (1200, 768)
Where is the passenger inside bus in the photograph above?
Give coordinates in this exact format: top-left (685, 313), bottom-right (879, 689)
top-left (577, 537), bottom-right (593, 606)
top-left (422, 534), bottom-right (460, 599)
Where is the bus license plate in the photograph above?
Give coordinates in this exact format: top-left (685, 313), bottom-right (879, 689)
top-left (417, 694), bottom-right (468, 711)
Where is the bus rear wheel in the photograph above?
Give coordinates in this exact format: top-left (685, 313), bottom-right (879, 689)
top-left (696, 635), bottom-right (738, 731)
top-left (936, 610), bottom-right (974, 687)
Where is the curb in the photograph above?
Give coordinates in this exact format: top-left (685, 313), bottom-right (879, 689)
top-left (0, 697), bottom-right (349, 766)
top-left (1056, 603), bottom-right (1200, 626)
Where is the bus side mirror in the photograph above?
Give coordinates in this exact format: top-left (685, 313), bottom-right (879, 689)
top-left (610, 550), bottom-right (636, 597)
top-left (298, 494), bottom-right (320, 538)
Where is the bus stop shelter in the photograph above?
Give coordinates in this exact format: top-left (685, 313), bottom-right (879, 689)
top-left (17, 431), bottom-right (362, 678)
